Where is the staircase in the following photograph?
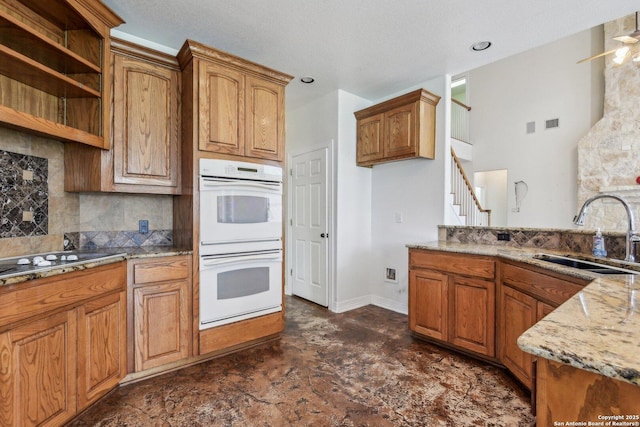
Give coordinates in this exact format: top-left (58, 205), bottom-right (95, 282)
top-left (450, 147), bottom-right (491, 226)
top-left (449, 96), bottom-right (490, 226)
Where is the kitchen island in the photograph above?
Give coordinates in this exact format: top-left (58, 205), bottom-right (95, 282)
top-left (408, 239), bottom-right (640, 423)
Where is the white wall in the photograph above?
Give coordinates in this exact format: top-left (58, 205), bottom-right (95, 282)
top-left (467, 27), bottom-right (604, 228)
top-left (287, 77), bottom-right (448, 316)
top-left (286, 89), bottom-right (373, 312)
top-left (334, 90), bottom-right (373, 310)
top-left (369, 76), bottom-right (449, 314)
top-left (474, 169), bottom-right (508, 226)
top-left (287, 91), bottom-right (338, 153)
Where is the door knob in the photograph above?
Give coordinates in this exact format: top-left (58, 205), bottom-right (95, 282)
top-left (321, 233), bottom-right (328, 238)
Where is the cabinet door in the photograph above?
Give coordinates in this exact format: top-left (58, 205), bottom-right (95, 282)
top-left (77, 291), bottom-right (126, 410)
top-left (356, 113), bottom-right (384, 165)
top-left (0, 311), bottom-right (77, 427)
top-left (499, 285), bottom-right (537, 389)
top-left (245, 75), bottom-right (285, 161)
top-left (199, 61), bottom-right (244, 155)
top-left (409, 269), bottom-right (448, 340)
top-left (449, 275), bottom-right (495, 357)
top-left (134, 280), bottom-right (191, 371)
top-left (384, 101), bottom-right (417, 159)
top-left (112, 54), bottom-right (181, 191)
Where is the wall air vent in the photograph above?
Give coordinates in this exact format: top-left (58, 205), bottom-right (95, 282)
top-left (526, 121), bottom-right (535, 134)
top-left (545, 118), bottom-right (559, 129)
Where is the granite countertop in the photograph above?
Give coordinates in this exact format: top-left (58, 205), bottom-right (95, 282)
top-left (120, 245), bottom-right (193, 259)
top-left (0, 246), bottom-right (192, 288)
top-left (408, 241), bottom-right (640, 387)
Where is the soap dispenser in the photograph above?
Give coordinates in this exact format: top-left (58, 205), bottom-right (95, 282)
top-left (593, 228), bottom-right (607, 257)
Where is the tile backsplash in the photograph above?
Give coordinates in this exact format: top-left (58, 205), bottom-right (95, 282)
top-left (0, 149), bottom-right (49, 238)
top-left (76, 230), bottom-right (172, 249)
top-left (439, 225), bottom-right (629, 260)
top-left (0, 128), bottom-right (174, 257)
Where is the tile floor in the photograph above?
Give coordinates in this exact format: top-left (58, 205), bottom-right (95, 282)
top-left (69, 296), bottom-right (535, 426)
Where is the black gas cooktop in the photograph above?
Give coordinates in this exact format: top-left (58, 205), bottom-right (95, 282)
top-left (0, 250), bottom-right (126, 279)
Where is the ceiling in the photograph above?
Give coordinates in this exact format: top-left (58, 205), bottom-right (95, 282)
top-left (102, 0), bottom-right (638, 110)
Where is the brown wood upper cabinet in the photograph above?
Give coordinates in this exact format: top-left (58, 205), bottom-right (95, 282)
top-left (354, 89), bottom-right (441, 167)
top-left (0, 0), bottom-right (123, 148)
top-left (409, 249), bottom-right (496, 358)
top-left (64, 38), bottom-right (182, 194)
top-left (178, 39), bottom-right (292, 162)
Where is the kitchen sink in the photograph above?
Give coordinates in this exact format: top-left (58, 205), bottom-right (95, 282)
top-left (533, 253), bottom-right (640, 275)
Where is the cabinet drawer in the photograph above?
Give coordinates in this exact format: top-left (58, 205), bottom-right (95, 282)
top-left (501, 262), bottom-right (586, 306)
top-left (0, 262), bottom-right (126, 329)
top-left (410, 249), bottom-right (495, 280)
top-left (132, 257), bottom-right (190, 285)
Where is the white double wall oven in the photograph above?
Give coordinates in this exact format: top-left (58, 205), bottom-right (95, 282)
top-left (198, 159), bottom-right (283, 330)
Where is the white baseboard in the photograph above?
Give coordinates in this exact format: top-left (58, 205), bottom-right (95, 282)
top-left (371, 295), bottom-right (408, 315)
top-left (333, 295), bottom-right (372, 313)
top-left (332, 294), bottom-right (408, 315)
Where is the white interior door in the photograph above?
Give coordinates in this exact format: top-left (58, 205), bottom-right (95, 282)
top-left (291, 148), bottom-right (328, 306)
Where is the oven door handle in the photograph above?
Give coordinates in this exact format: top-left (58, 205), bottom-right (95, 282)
top-left (201, 178), bottom-right (282, 192)
top-left (201, 238), bottom-right (281, 246)
top-left (201, 253), bottom-right (282, 267)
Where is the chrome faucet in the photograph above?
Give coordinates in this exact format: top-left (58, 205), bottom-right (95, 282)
top-left (573, 193), bottom-right (640, 262)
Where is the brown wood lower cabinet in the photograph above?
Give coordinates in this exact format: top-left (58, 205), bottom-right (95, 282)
top-left (409, 249), bottom-right (496, 358)
top-left (408, 249), bottom-right (592, 394)
top-left (0, 310), bottom-right (78, 427)
top-left (128, 255), bottom-right (192, 373)
top-left (497, 261), bottom-right (588, 390)
top-left (409, 269), bottom-right (448, 341)
top-left (77, 291), bottom-right (127, 410)
top-left (449, 275), bottom-right (495, 357)
top-left (498, 285), bottom-right (537, 389)
top-left (0, 261), bottom-right (127, 427)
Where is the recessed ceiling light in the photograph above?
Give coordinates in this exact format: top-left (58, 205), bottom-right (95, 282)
top-left (471, 41), bottom-right (492, 52)
top-left (300, 76), bottom-right (315, 84)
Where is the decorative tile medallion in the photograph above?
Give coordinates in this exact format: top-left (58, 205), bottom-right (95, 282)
top-left (0, 150), bottom-right (48, 238)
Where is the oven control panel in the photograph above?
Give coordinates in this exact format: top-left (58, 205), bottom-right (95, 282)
top-left (200, 158), bottom-right (282, 183)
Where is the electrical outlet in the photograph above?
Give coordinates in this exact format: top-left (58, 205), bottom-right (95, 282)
top-left (497, 232), bottom-right (511, 241)
top-left (385, 267), bottom-right (398, 283)
top-left (139, 219), bottom-right (149, 234)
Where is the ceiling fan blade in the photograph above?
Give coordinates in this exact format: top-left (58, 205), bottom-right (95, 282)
top-left (576, 48), bottom-right (618, 64)
top-left (613, 12), bottom-right (640, 43)
top-left (613, 34), bottom-right (640, 44)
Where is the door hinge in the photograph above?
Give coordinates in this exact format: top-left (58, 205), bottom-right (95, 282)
top-left (290, 219), bottom-right (293, 226)
top-left (290, 268), bottom-right (293, 276)
top-left (289, 168), bottom-right (293, 176)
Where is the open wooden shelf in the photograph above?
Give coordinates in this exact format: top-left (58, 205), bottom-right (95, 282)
top-left (0, 0), bottom-right (123, 148)
top-left (0, 104), bottom-right (104, 147)
top-left (0, 10), bottom-right (101, 74)
top-left (0, 44), bottom-right (100, 98)
top-left (17, 0), bottom-right (91, 30)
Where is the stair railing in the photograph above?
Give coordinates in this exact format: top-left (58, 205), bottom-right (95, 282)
top-left (450, 147), bottom-right (491, 226)
top-left (451, 99), bottom-right (471, 143)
